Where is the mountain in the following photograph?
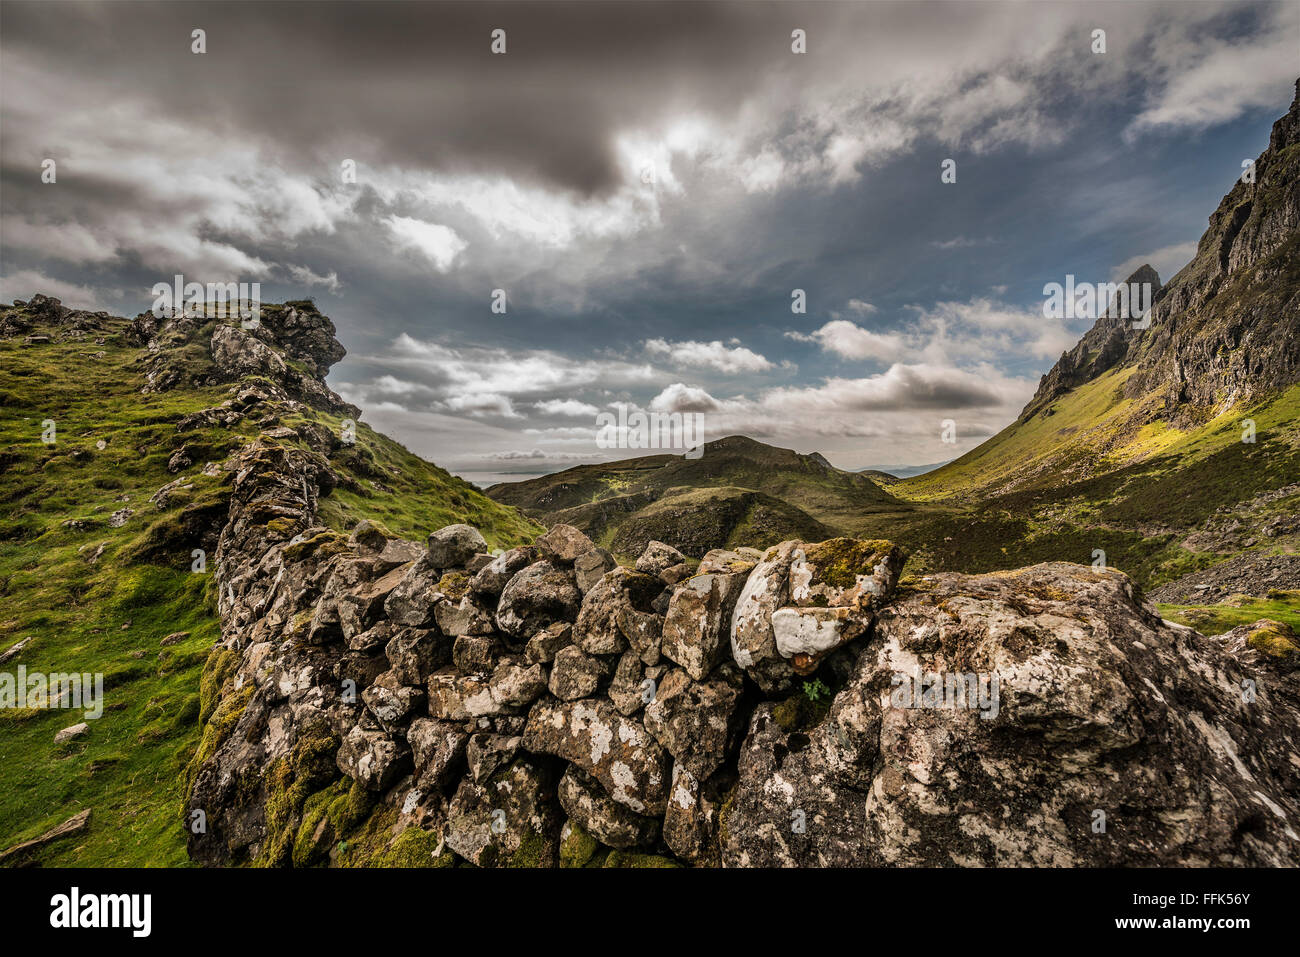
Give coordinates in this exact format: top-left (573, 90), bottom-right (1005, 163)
top-left (486, 434), bottom-right (906, 557)
top-left (0, 296), bottom-right (540, 864)
top-left (884, 79), bottom-right (1300, 622)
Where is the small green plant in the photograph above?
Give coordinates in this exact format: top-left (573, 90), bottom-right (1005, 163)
top-left (802, 678), bottom-right (830, 703)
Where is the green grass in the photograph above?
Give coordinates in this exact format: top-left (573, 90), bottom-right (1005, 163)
top-left (1158, 591), bottom-right (1300, 636)
top-left (0, 302), bottom-right (540, 865)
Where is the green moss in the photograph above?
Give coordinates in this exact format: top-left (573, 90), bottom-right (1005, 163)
top-left (283, 530), bottom-right (348, 562)
top-left (437, 571), bottom-right (471, 601)
top-left (772, 690), bottom-right (830, 732)
top-left (1245, 620), bottom-right (1300, 662)
top-left (371, 826), bottom-right (454, 867)
top-left (800, 537), bottom-right (904, 590)
top-left (256, 722), bottom-right (342, 867)
top-left (505, 829), bottom-right (552, 868)
top-left (183, 678), bottom-right (252, 798)
top-left (603, 849), bottom-right (680, 868)
top-left (559, 821), bottom-right (600, 868)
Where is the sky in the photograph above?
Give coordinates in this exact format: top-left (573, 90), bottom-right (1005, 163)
top-left (2, 1), bottom-right (1297, 480)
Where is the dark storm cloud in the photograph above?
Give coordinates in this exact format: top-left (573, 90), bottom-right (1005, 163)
top-left (2, 0), bottom-right (812, 195)
top-left (1, 0), bottom-right (1296, 472)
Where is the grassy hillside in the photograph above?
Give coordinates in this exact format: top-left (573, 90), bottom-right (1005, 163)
top-left (0, 300), bottom-right (540, 866)
top-left (488, 433), bottom-right (906, 558)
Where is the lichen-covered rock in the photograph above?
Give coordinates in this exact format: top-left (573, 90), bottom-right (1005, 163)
top-left (636, 540), bottom-right (686, 575)
top-left (771, 605), bottom-right (870, 675)
top-left (607, 651), bottom-right (664, 716)
top-left (444, 757), bottom-right (561, 867)
top-left (496, 561), bottom-right (581, 638)
top-left (427, 669), bottom-right (512, 721)
top-left (360, 670), bottom-right (426, 731)
top-left (407, 717), bottom-right (468, 789)
top-left (788, 538), bottom-right (906, 610)
top-left (470, 547), bottom-right (533, 599)
top-left (616, 605), bottom-right (664, 665)
top-left (452, 634), bottom-right (501, 675)
top-left (643, 665), bottom-right (744, 780)
top-left (523, 698), bottom-right (670, 814)
top-left (535, 523), bottom-right (595, 563)
top-left (383, 556), bottom-right (444, 628)
top-left (525, 622), bottom-right (573, 664)
top-left (426, 524), bottom-right (488, 570)
top-left (663, 762), bottom-right (726, 865)
top-left (466, 732), bottom-right (523, 783)
top-left (662, 567), bottom-right (750, 680)
top-left (729, 540), bottom-right (801, 693)
top-left (574, 547), bottom-right (618, 594)
top-left (336, 725), bottom-right (412, 792)
top-left (384, 627), bottom-right (447, 685)
top-left (724, 563), bottom-right (1300, 867)
top-left (433, 595), bottom-right (496, 637)
top-left (488, 658), bottom-right (549, 709)
top-left (558, 765), bottom-right (660, 848)
top-left (574, 568), bottom-right (662, 655)
top-left (549, 645), bottom-right (613, 701)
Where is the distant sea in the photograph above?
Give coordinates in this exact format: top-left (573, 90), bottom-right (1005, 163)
top-left (858, 461), bottom-right (951, 478)
top-left (458, 471), bottom-right (549, 489)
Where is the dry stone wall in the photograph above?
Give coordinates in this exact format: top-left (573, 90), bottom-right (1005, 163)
top-left (186, 441), bottom-right (1300, 866)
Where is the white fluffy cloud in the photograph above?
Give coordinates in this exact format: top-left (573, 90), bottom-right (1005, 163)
top-left (644, 338), bottom-right (773, 373)
top-left (384, 216), bottom-right (467, 271)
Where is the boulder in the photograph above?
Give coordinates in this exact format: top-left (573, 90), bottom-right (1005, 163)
top-left (574, 548), bottom-right (618, 594)
top-left (635, 540), bottom-right (686, 576)
top-left (470, 547), bottom-right (533, 599)
top-left (661, 567), bottom-right (750, 680)
top-left (496, 561), bottom-right (582, 638)
top-left (525, 622), bottom-right (573, 664)
top-left (535, 523), bottom-right (595, 564)
top-left (451, 634), bottom-right (501, 675)
top-left (557, 766), bottom-right (660, 848)
top-left (643, 665), bottom-right (744, 780)
top-left (729, 541), bottom-right (801, 692)
top-left (444, 757), bottom-right (561, 867)
top-left (426, 524), bottom-right (488, 570)
top-left (336, 725), bottom-right (412, 792)
top-left (384, 627), bottom-right (447, 685)
top-left (523, 698), bottom-right (670, 815)
top-left (407, 718), bottom-right (468, 789)
top-left (548, 645), bottom-right (613, 701)
top-left (574, 568), bottom-right (662, 655)
top-left (724, 563), bottom-right (1300, 867)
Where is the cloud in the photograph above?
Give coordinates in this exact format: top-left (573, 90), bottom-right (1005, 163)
top-left (1125, 3), bottom-right (1300, 138)
top-left (644, 337), bottom-right (773, 373)
top-left (283, 264), bottom-right (342, 292)
top-left (534, 398), bottom-right (600, 417)
top-left (0, 270), bottom-right (112, 310)
top-left (787, 321), bottom-right (907, 362)
top-left (438, 392), bottom-right (519, 418)
top-left (930, 236), bottom-right (998, 250)
top-left (761, 363), bottom-right (1017, 413)
top-left (1110, 242), bottom-right (1199, 284)
top-left (648, 382), bottom-right (725, 413)
top-left (384, 216), bottom-right (467, 271)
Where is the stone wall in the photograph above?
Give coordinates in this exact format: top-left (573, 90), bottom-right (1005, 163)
top-left (185, 435), bottom-right (1300, 867)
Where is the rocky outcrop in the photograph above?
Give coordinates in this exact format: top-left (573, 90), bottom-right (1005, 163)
top-left (186, 483), bottom-right (1300, 866)
top-left (126, 300), bottom-right (358, 416)
top-left (1025, 79), bottom-right (1300, 425)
